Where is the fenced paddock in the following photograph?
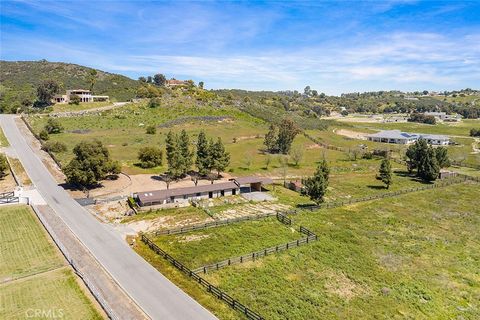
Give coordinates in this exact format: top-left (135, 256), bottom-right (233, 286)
top-left (141, 234), bottom-right (264, 320)
top-left (301, 174), bottom-right (475, 211)
top-left (152, 209), bottom-right (297, 236)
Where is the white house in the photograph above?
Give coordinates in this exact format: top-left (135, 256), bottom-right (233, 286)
top-left (53, 89), bottom-right (109, 104)
top-left (424, 112), bottom-right (462, 122)
top-left (366, 130), bottom-right (449, 145)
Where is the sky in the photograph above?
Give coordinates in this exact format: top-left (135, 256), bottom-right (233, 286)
top-left (1, 0), bottom-right (479, 94)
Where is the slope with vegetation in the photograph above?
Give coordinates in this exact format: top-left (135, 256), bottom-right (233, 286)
top-left (0, 60), bottom-right (140, 112)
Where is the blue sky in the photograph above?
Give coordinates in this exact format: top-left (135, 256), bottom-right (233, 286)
top-left (1, 0), bottom-right (479, 94)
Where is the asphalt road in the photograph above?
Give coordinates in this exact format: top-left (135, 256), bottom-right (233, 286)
top-left (0, 115), bottom-right (216, 320)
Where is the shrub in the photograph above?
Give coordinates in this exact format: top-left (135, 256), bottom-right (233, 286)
top-left (39, 129), bottom-right (50, 140)
top-left (0, 154), bottom-right (8, 178)
top-left (146, 125), bottom-right (156, 134)
top-left (44, 118), bottom-right (64, 134)
top-left (470, 128), bottom-right (480, 137)
top-left (69, 94), bottom-right (81, 105)
top-left (138, 146), bottom-right (163, 168)
top-left (41, 141), bottom-right (67, 153)
top-left (147, 98), bottom-right (161, 108)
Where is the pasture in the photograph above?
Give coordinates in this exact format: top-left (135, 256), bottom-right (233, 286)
top-left (135, 183), bottom-right (479, 319)
top-left (0, 205), bottom-right (103, 319)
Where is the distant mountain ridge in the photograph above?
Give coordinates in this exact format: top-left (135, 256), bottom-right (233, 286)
top-left (0, 60), bottom-right (140, 112)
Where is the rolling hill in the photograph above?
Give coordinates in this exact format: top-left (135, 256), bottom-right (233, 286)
top-left (0, 60), bottom-right (140, 112)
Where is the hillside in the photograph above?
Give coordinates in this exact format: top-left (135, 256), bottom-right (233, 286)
top-left (0, 60), bottom-right (140, 112)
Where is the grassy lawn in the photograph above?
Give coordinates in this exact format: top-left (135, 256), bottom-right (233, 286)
top-left (0, 205), bottom-right (64, 282)
top-left (197, 183), bottom-right (480, 319)
top-left (0, 205), bottom-right (103, 319)
top-left (0, 268), bottom-right (103, 320)
top-left (151, 217), bottom-right (301, 268)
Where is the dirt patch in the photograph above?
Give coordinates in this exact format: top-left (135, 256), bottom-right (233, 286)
top-left (178, 234), bottom-right (211, 243)
top-left (92, 200), bottom-right (131, 222)
top-left (306, 143), bottom-right (322, 149)
top-left (335, 129), bottom-right (368, 140)
top-left (323, 270), bottom-right (369, 300)
top-left (0, 171), bottom-right (17, 192)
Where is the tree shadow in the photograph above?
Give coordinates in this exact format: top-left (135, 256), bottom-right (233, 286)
top-left (367, 185), bottom-right (387, 190)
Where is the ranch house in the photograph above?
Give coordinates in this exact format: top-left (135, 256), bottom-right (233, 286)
top-left (136, 176), bottom-right (273, 207)
top-left (366, 130), bottom-right (450, 145)
top-left (53, 89), bottom-right (109, 104)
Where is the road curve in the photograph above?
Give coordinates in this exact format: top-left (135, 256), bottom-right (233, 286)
top-left (0, 115), bottom-right (216, 320)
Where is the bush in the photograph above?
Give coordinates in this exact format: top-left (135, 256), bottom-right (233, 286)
top-left (145, 125), bottom-right (156, 134)
top-left (69, 94), bottom-right (80, 105)
top-left (0, 154), bottom-right (8, 178)
top-left (147, 98), bottom-right (161, 108)
top-left (41, 141), bottom-right (67, 153)
top-left (138, 146), bottom-right (163, 168)
top-left (44, 118), bottom-right (64, 134)
top-left (408, 113), bottom-right (436, 124)
top-left (39, 129), bottom-right (50, 141)
top-left (470, 128), bottom-right (480, 137)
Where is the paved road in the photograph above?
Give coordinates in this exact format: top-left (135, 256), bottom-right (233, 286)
top-left (0, 115), bottom-right (216, 320)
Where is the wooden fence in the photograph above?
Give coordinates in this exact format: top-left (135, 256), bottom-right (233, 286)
top-left (302, 175), bottom-right (474, 211)
top-left (152, 209), bottom-right (297, 236)
top-left (141, 234), bottom-right (264, 320)
top-left (192, 225), bottom-right (318, 274)
top-left (0, 191), bottom-right (19, 204)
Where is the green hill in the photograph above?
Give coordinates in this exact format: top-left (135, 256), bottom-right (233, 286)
top-left (0, 60), bottom-right (140, 112)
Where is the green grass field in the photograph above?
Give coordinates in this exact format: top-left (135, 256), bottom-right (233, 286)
top-left (0, 126), bottom-right (9, 147)
top-left (151, 217), bottom-right (300, 268)
top-left (207, 183), bottom-right (480, 319)
top-left (136, 183), bottom-right (479, 319)
top-left (0, 205), bottom-right (103, 319)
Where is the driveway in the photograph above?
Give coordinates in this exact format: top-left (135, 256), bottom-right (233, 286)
top-left (0, 115), bottom-right (216, 320)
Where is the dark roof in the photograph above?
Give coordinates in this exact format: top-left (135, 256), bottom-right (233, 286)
top-left (137, 181), bottom-right (238, 204)
top-left (232, 176), bottom-right (273, 185)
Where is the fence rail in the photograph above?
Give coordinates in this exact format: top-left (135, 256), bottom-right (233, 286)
top-left (0, 191), bottom-right (19, 204)
top-left (141, 234), bottom-right (264, 320)
top-left (303, 175), bottom-right (474, 211)
top-left (192, 225), bottom-right (318, 274)
top-left (152, 209), bottom-right (297, 236)
top-left (30, 206), bottom-right (120, 320)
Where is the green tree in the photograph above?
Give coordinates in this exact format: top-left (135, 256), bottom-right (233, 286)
top-left (165, 131), bottom-right (183, 178)
top-left (69, 94), bottom-right (81, 105)
top-left (64, 140), bottom-right (120, 187)
top-left (153, 74), bottom-right (166, 86)
top-left (88, 69), bottom-right (97, 92)
top-left (277, 118), bottom-right (299, 154)
top-left (263, 124), bottom-right (278, 153)
top-left (378, 158), bottom-right (393, 189)
top-left (407, 139), bottom-right (440, 181)
top-left (39, 129), bottom-right (49, 141)
top-left (138, 146), bottom-right (163, 168)
top-left (41, 141), bottom-right (67, 153)
top-left (35, 80), bottom-right (60, 107)
top-left (179, 129), bottom-right (193, 175)
top-left (211, 137), bottom-right (230, 176)
top-left (302, 161), bottom-right (330, 204)
top-left (147, 97), bottom-right (161, 108)
top-left (0, 154), bottom-right (8, 178)
top-left (289, 145), bottom-right (303, 166)
top-left (435, 146), bottom-right (450, 168)
top-left (196, 131), bottom-right (211, 176)
top-left (44, 118), bottom-right (64, 134)
top-left (198, 81), bottom-right (204, 89)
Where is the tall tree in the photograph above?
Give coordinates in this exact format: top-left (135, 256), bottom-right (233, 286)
top-left (196, 131), bottom-right (211, 175)
top-left (36, 80), bottom-right (60, 107)
top-left (302, 161), bottom-right (330, 204)
top-left (146, 76), bottom-right (153, 83)
top-left (277, 118), bottom-right (299, 154)
top-left (435, 146), bottom-right (450, 168)
top-left (418, 146), bottom-right (440, 181)
top-left (263, 124), bottom-right (278, 153)
top-left (378, 158), bottom-right (393, 189)
top-left (165, 131), bottom-right (183, 178)
top-left (211, 137), bottom-right (230, 176)
top-left (179, 129), bottom-right (193, 175)
top-left (153, 74), bottom-right (166, 86)
top-left (198, 81), bottom-right (204, 89)
top-left (88, 69), bottom-right (97, 92)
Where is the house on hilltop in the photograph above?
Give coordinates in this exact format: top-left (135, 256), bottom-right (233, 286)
top-left (165, 79), bottom-right (188, 87)
top-left (53, 89), bottom-right (109, 104)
